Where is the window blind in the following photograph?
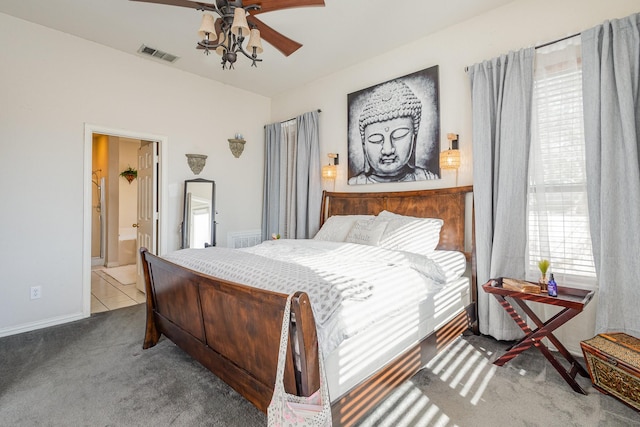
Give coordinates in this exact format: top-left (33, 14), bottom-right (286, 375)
top-left (528, 41), bottom-right (596, 287)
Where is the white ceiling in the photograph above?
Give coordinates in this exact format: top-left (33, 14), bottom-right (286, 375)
top-left (0, 0), bottom-right (516, 97)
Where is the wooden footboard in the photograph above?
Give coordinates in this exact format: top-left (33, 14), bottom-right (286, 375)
top-left (140, 248), bottom-right (320, 411)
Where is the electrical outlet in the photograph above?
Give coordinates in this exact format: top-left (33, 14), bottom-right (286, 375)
top-left (30, 286), bottom-right (42, 300)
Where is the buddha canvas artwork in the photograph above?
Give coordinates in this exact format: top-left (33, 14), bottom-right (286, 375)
top-left (347, 66), bottom-right (440, 185)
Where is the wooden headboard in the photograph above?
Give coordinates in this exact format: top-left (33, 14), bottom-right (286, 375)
top-left (321, 185), bottom-right (474, 258)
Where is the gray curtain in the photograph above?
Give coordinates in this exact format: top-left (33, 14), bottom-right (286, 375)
top-left (468, 48), bottom-right (535, 340)
top-left (262, 123), bottom-right (282, 241)
top-left (262, 110), bottom-right (322, 240)
top-left (582, 13), bottom-right (640, 337)
top-left (295, 111), bottom-right (322, 239)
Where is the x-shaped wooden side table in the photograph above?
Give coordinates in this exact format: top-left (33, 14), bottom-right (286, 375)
top-left (482, 278), bottom-right (595, 394)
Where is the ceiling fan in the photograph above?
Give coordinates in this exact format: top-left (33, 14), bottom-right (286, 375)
top-left (130, 0), bottom-right (325, 69)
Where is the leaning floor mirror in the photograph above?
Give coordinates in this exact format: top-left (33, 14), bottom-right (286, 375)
top-left (182, 179), bottom-right (216, 248)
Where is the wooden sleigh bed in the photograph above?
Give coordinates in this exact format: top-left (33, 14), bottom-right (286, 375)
top-left (140, 185), bottom-right (477, 426)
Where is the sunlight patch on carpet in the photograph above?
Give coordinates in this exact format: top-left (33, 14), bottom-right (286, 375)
top-left (426, 337), bottom-right (497, 406)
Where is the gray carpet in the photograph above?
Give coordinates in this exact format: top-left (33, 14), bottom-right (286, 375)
top-left (0, 304), bottom-right (638, 426)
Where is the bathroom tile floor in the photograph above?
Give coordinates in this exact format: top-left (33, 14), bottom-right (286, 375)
top-left (91, 266), bottom-right (146, 314)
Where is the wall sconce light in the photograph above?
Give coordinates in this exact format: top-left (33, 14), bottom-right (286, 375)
top-left (440, 133), bottom-right (461, 170)
top-left (228, 133), bottom-right (246, 158)
top-left (185, 153), bottom-right (208, 175)
top-left (440, 133), bottom-right (461, 186)
top-left (322, 153), bottom-right (339, 180)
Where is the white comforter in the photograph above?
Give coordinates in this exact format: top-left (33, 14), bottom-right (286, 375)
top-left (163, 239), bottom-right (459, 356)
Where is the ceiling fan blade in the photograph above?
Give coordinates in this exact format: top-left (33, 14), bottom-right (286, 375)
top-left (247, 15), bottom-right (302, 56)
top-left (130, 0), bottom-right (325, 13)
top-left (251, 0), bottom-right (325, 15)
top-left (129, 0), bottom-right (213, 10)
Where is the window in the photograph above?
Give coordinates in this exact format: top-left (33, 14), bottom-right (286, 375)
top-left (527, 37), bottom-right (596, 288)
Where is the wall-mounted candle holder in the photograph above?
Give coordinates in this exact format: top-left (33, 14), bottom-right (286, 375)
top-left (228, 133), bottom-right (246, 158)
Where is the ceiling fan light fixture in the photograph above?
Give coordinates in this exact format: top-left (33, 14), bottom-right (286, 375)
top-left (139, 0), bottom-right (326, 69)
top-left (231, 8), bottom-right (250, 37)
top-left (197, 13), bottom-right (217, 41)
top-left (247, 28), bottom-right (263, 55)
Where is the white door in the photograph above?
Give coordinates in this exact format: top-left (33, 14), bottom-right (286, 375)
top-left (136, 141), bottom-right (158, 293)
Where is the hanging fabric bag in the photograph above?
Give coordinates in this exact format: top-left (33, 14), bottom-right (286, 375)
top-left (267, 295), bottom-right (332, 427)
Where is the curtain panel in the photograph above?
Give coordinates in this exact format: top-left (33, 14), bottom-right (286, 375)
top-left (468, 48), bottom-right (535, 340)
top-left (295, 111), bottom-right (322, 239)
top-left (263, 123), bottom-right (283, 241)
top-left (582, 13), bottom-right (640, 337)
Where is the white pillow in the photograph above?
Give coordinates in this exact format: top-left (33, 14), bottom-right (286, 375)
top-left (344, 218), bottom-right (389, 246)
top-left (429, 250), bottom-right (468, 282)
top-left (377, 210), bottom-right (443, 256)
top-left (313, 215), bottom-right (375, 242)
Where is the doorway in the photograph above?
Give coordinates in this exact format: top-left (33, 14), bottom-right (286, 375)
top-left (83, 124), bottom-right (169, 317)
top-left (91, 135), bottom-right (142, 269)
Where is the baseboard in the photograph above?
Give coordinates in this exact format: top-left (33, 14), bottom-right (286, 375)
top-left (0, 312), bottom-right (88, 338)
top-left (91, 257), bottom-right (104, 267)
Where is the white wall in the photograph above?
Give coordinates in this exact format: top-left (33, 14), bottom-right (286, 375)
top-left (271, 0), bottom-right (639, 354)
top-left (0, 13), bottom-right (270, 336)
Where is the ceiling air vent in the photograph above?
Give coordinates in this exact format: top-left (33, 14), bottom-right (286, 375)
top-left (137, 45), bottom-right (179, 63)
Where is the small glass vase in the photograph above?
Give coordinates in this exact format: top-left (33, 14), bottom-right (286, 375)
top-left (538, 274), bottom-right (548, 292)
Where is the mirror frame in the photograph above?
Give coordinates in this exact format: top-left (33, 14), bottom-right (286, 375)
top-left (181, 178), bottom-right (216, 248)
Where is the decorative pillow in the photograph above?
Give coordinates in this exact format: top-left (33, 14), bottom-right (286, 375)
top-left (344, 218), bottom-right (389, 246)
top-left (313, 215), bottom-right (375, 242)
top-left (377, 210), bottom-right (443, 256)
